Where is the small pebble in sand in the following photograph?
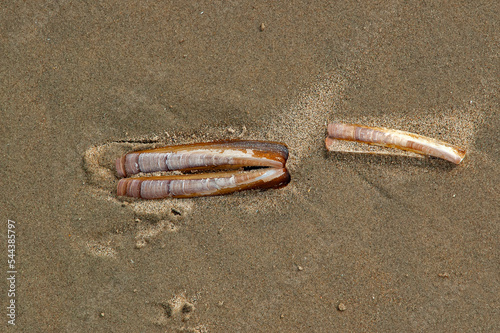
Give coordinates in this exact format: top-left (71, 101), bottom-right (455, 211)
top-left (438, 272), bottom-right (450, 278)
top-left (171, 208), bottom-right (182, 216)
top-left (135, 239), bottom-right (147, 249)
top-left (337, 303), bottom-right (347, 311)
top-left (280, 314), bottom-right (285, 319)
top-left (260, 23), bottom-right (266, 31)
top-left (99, 312), bottom-right (105, 317)
top-left (182, 303), bottom-right (194, 314)
top-left (297, 265), bottom-right (304, 271)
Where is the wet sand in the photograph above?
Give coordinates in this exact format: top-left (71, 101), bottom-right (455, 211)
top-left (2, 1), bottom-right (499, 332)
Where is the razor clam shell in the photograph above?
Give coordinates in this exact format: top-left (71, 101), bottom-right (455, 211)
top-left (326, 122), bottom-right (466, 164)
top-left (117, 168), bottom-right (290, 199)
top-left (116, 140), bottom-right (289, 177)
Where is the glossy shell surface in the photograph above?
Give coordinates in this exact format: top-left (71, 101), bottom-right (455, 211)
top-left (116, 140), bottom-right (290, 199)
top-left (326, 122), bottom-right (466, 164)
top-left (116, 140), bottom-right (288, 177)
top-left (117, 168), bottom-right (290, 199)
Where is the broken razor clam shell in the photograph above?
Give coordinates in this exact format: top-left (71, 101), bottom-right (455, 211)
top-left (325, 122), bottom-right (466, 164)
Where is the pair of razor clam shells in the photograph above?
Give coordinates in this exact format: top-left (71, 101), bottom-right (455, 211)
top-left (115, 123), bottom-right (466, 199)
top-left (116, 140), bottom-right (290, 199)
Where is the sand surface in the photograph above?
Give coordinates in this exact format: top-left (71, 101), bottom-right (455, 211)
top-left (2, 1), bottom-right (499, 332)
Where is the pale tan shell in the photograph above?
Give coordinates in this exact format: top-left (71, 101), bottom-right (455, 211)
top-left (326, 122), bottom-right (466, 164)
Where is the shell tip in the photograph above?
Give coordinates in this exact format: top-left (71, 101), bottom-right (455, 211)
top-left (116, 156), bottom-right (127, 178)
top-left (116, 179), bottom-right (127, 196)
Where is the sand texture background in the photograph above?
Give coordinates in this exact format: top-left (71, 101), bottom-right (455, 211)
top-left (1, 1), bottom-right (499, 332)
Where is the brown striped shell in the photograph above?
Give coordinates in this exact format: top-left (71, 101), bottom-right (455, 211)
top-left (117, 168), bottom-right (290, 199)
top-left (116, 140), bottom-right (289, 177)
top-left (115, 140), bottom-right (290, 199)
